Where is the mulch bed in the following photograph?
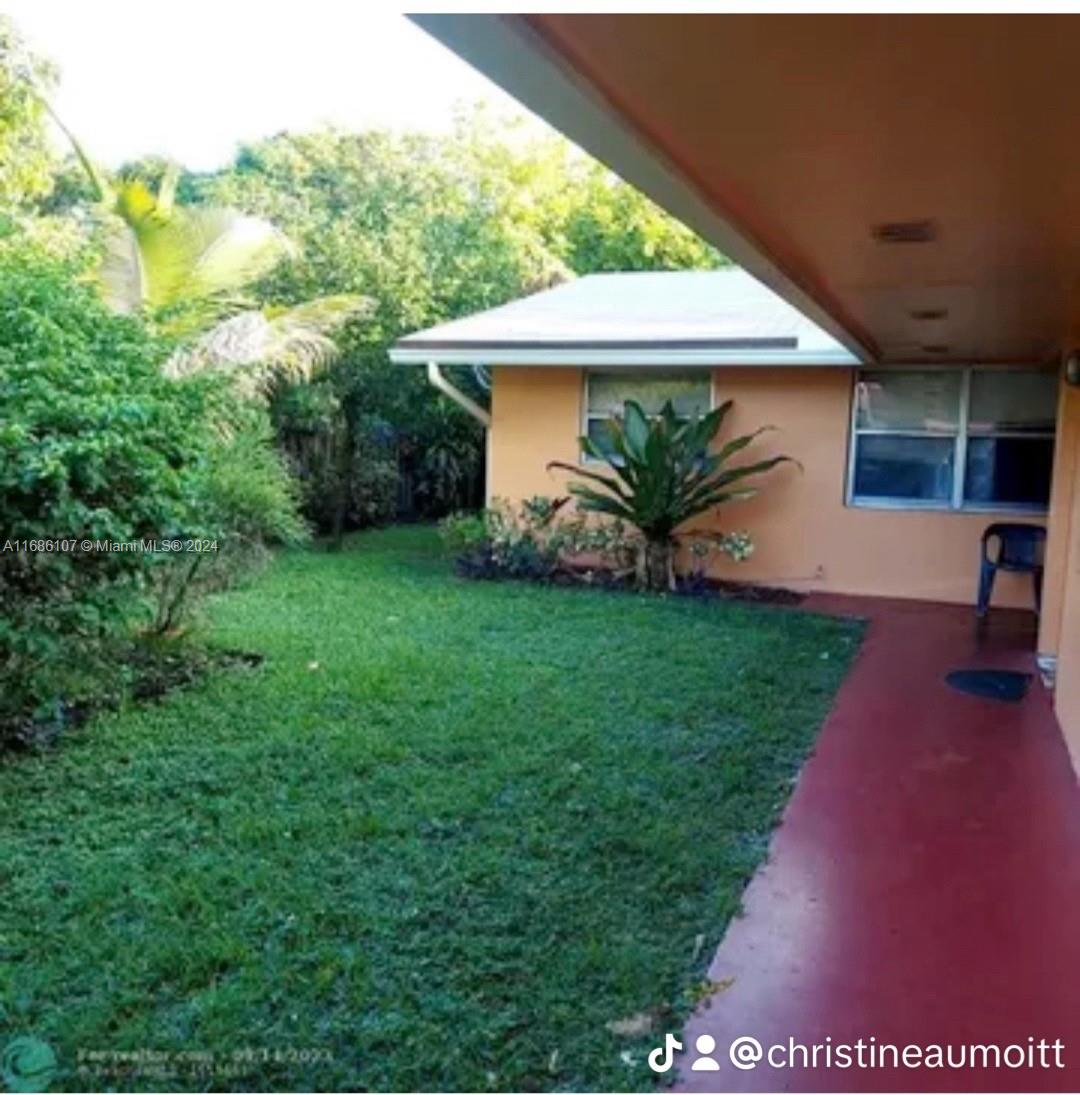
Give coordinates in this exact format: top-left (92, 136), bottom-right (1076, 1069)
top-left (2, 645), bottom-right (264, 752)
top-left (550, 563), bottom-right (806, 605)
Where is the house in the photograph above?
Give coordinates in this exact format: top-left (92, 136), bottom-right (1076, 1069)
top-left (391, 267), bottom-right (1055, 612)
top-left (390, 17), bottom-right (1080, 1089)
top-left (391, 13), bottom-right (1080, 766)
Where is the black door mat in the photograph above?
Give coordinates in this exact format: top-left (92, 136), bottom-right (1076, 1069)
top-left (945, 669), bottom-right (1032, 703)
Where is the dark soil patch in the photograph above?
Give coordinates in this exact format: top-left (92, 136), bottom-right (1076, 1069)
top-left (2, 644), bottom-right (264, 752)
top-left (705, 578), bottom-right (805, 605)
top-left (469, 558), bottom-right (807, 606)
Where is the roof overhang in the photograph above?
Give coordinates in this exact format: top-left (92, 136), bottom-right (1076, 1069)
top-left (410, 13), bottom-right (875, 366)
top-left (411, 14), bottom-right (1080, 367)
top-left (389, 345), bottom-right (857, 367)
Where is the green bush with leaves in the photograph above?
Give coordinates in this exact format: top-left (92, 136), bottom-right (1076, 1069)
top-left (148, 412), bottom-right (309, 634)
top-left (0, 240), bottom-right (308, 732)
top-left (0, 243), bottom-right (212, 723)
top-left (439, 496), bottom-right (639, 583)
top-left (550, 398), bottom-right (794, 591)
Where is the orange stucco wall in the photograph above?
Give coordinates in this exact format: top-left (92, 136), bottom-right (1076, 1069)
top-left (489, 365), bottom-right (1047, 608)
top-left (1047, 367), bottom-right (1080, 765)
top-left (1037, 375), bottom-right (1080, 659)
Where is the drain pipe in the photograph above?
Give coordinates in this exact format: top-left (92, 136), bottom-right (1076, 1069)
top-left (426, 361), bottom-right (492, 502)
top-left (426, 361), bottom-right (491, 427)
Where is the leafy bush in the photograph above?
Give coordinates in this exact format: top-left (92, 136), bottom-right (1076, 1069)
top-left (681, 531), bottom-right (756, 594)
top-left (437, 511), bottom-right (489, 556)
top-left (439, 496), bottom-right (638, 583)
top-left (274, 387), bottom-right (400, 533)
top-left (0, 243), bottom-right (213, 724)
top-left (441, 495), bottom-right (759, 594)
top-left (148, 412), bottom-right (309, 634)
top-left (440, 497), bottom-right (565, 581)
top-left (0, 240), bottom-right (307, 733)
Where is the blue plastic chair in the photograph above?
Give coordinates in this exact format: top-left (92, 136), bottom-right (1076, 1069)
top-left (976, 523), bottom-right (1046, 617)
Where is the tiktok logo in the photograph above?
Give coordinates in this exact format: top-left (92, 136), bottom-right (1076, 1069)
top-left (648, 1033), bottom-right (683, 1073)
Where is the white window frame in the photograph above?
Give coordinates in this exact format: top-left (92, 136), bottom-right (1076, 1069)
top-left (845, 364), bottom-right (1057, 514)
top-left (581, 368), bottom-right (715, 462)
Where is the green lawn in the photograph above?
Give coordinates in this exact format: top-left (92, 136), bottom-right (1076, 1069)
top-left (1, 527), bottom-right (861, 1092)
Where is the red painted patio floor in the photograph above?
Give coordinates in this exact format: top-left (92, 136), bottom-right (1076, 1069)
top-left (673, 596), bottom-right (1080, 1093)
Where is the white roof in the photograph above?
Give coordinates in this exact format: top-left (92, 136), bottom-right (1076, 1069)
top-left (390, 269), bottom-right (860, 367)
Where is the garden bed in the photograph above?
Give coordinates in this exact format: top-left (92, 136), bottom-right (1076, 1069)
top-left (461, 557), bottom-right (807, 606)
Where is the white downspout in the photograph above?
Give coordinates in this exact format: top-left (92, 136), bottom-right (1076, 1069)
top-left (426, 361), bottom-right (492, 503)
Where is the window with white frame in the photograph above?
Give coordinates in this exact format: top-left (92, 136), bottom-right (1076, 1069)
top-left (848, 367), bottom-right (1057, 511)
top-left (584, 370), bottom-right (712, 455)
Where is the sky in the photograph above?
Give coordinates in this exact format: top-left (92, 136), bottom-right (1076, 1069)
top-left (4, 2), bottom-right (542, 170)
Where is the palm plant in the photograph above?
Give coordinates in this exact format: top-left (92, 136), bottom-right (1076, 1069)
top-left (13, 44), bottom-right (367, 392)
top-left (96, 168), bottom-right (294, 324)
top-left (549, 399), bottom-right (794, 591)
top-left (91, 166), bottom-right (368, 392)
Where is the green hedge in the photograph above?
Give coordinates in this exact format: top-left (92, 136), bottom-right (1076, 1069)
top-left (0, 241), bottom-right (304, 729)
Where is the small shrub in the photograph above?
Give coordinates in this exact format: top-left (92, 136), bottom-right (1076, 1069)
top-left (441, 495), bottom-right (759, 595)
top-left (147, 411), bottom-right (310, 634)
top-left (680, 530), bottom-right (756, 593)
top-left (440, 496), bottom-right (641, 583)
top-left (438, 511), bottom-right (489, 556)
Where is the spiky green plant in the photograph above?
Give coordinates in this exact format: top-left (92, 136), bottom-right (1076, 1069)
top-left (549, 398), bottom-right (794, 591)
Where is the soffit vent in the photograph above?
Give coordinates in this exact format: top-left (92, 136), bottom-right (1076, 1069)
top-left (910, 307), bottom-right (948, 321)
top-left (872, 220), bottom-right (938, 244)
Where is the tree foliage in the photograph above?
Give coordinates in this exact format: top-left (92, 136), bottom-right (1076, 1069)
top-left (0, 15), bottom-right (58, 213)
top-left (189, 112), bottom-right (725, 528)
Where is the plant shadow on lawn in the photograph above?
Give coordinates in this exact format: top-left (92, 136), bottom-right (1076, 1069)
top-left (0, 525), bottom-right (864, 1092)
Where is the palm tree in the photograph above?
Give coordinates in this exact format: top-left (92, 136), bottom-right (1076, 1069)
top-left (93, 165), bottom-right (368, 393)
top-left (14, 52), bottom-right (366, 391)
top-left (550, 399), bottom-right (794, 591)
top-left (97, 168), bottom-right (292, 322)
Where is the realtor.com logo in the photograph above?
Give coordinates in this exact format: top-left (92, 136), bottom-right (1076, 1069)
top-left (1, 1038), bottom-right (57, 1093)
top-left (648, 1033), bottom-right (1067, 1073)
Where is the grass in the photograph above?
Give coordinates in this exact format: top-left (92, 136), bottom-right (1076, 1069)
top-left (0, 526), bottom-right (862, 1092)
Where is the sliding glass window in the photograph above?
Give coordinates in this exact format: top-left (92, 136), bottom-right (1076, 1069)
top-left (848, 368), bottom-right (1057, 511)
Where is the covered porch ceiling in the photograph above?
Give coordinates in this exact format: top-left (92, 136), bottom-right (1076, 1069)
top-left (413, 14), bottom-right (1080, 368)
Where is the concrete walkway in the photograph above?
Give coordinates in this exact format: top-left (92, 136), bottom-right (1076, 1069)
top-left (674, 597), bottom-right (1080, 1092)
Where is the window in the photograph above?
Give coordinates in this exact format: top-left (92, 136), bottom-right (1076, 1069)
top-left (584, 370), bottom-right (712, 454)
top-left (848, 367), bottom-right (1057, 511)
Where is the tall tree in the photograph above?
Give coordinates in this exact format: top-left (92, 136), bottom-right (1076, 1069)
top-left (193, 113), bottom-right (726, 526)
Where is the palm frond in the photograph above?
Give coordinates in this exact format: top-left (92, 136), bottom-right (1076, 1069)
top-left (180, 207), bottom-right (296, 306)
top-left (163, 294), bottom-right (370, 397)
top-left (98, 216), bottom-right (147, 313)
top-left (96, 179), bottom-right (298, 321)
